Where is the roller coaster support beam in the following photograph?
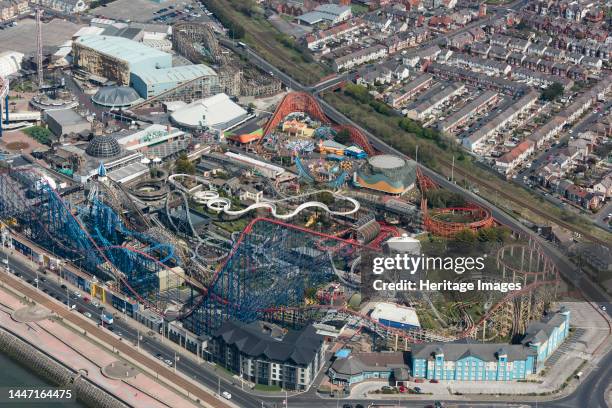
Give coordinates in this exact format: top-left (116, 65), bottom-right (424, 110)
top-left (4, 93), bottom-right (7, 124)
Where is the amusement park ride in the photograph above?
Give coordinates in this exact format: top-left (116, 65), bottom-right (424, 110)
top-left (0, 87), bottom-right (562, 347)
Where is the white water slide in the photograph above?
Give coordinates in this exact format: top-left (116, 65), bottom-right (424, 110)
top-left (167, 173), bottom-right (360, 220)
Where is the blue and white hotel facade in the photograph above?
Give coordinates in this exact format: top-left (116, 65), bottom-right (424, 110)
top-left (411, 309), bottom-right (570, 381)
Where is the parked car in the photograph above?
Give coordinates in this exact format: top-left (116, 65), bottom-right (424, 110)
top-left (221, 391), bottom-right (231, 400)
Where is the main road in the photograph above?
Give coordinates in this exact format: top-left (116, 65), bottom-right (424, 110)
top-left (4, 246), bottom-right (610, 408)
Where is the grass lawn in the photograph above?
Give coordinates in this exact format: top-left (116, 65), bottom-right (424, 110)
top-left (215, 364), bottom-right (236, 378)
top-left (23, 126), bottom-right (53, 146)
top-left (322, 91), bottom-right (611, 244)
top-left (254, 384), bottom-right (282, 392)
top-left (202, 0), bottom-right (330, 85)
top-left (351, 4), bottom-right (369, 14)
top-left (214, 219), bottom-right (250, 233)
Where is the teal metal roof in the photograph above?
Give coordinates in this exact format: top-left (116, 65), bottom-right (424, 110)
top-left (74, 35), bottom-right (171, 67)
top-left (132, 64), bottom-right (217, 86)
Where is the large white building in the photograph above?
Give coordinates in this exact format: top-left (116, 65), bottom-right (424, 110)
top-left (0, 51), bottom-right (24, 78)
top-left (371, 302), bottom-right (421, 330)
top-left (169, 93), bottom-right (251, 132)
top-left (115, 124), bottom-right (186, 151)
top-left (297, 4), bottom-right (352, 25)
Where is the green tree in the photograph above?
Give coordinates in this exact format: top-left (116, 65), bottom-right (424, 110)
top-left (425, 190), bottom-right (466, 208)
top-left (454, 229), bottom-right (477, 243)
top-left (316, 191), bottom-right (335, 205)
top-left (343, 83), bottom-right (371, 104)
top-left (175, 154), bottom-right (195, 174)
top-left (334, 128), bottom-right (351, 145)
top-left (541, 82), bottom-right (564, 101)
top-left (304, 287), bottom-right (317, 300)
top-left (24, 126), bottom-right (53, 146)
top-left (247, 102), bottom-right (256, 114)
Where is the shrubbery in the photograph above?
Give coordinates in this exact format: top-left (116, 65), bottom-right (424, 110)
top-left (23, 126), bottom-right (53, 146)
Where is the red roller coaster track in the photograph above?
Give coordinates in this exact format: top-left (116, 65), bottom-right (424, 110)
top-left (262, 92), bottom-right (328, 136)
top-left (417, 167), bottom-right (495, 236)
top-left (261, 92), bottom-right (376, 155)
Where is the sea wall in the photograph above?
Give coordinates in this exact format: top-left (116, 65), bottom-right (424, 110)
top-left (0, 327), bottom-right (130, 408)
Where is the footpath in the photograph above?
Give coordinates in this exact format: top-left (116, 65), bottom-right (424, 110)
top-left (0, 266), bottom-right (239, 408)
